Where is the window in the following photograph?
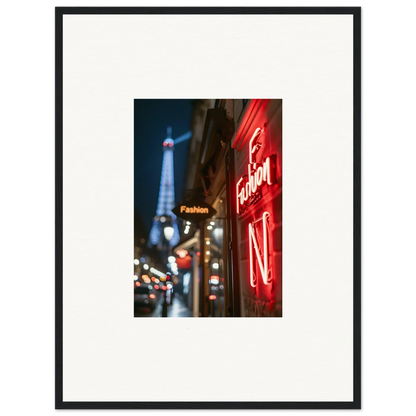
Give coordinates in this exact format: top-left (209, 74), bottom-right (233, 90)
top-left (203, 191), bottom-right (227, 317)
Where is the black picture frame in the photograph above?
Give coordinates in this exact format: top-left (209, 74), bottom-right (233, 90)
top-left (56, 6), bottom-right (361, 409)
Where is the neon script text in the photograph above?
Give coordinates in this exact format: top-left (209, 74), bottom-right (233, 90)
top-left (236, 128), bottom-right (275, 214)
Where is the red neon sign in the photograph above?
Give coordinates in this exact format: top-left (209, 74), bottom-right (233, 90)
top-left (248, 211), bottom-right (271, 288)
top-left (236, 128), bottom-right (275, 214)
top-left (235, 127), bottom-right (277, 288)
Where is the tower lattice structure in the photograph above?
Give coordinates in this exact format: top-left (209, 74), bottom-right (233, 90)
top-left (148, 127), bottom-right (180, 249)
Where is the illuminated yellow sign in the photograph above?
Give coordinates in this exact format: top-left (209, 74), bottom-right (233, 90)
top-left (180, 206), bottom-right (209, 214)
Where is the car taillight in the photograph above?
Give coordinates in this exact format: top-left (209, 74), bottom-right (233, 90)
top-left (149, 294), bottom-right (155, 299)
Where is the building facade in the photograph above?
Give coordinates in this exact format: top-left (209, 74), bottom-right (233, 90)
top-left (175, 99), bottom-right (282, 317)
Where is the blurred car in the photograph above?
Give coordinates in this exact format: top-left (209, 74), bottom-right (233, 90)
top-left (134, 286), bottom-right (156, 314)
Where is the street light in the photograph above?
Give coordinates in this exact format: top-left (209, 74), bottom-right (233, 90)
top-left (164, 225), bottom-right (174, 241)
top-left (162, 220), bottom-right (175, 317)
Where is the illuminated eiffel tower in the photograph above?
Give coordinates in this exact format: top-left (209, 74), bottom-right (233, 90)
top-left (149, 127), bottom-right (190, 250)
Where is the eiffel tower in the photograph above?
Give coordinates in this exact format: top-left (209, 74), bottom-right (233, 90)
top-left (148, 127), bottom-right (190, 250)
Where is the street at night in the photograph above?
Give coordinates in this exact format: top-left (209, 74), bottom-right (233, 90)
top-left (134, 99), bottom-right (282, 317)
top-left (135, 294), bottom-right (193, 318)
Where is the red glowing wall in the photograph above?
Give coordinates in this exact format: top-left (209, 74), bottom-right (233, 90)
top-left (232, 99), bottom-right (282, 317)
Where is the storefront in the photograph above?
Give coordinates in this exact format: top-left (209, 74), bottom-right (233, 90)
top-left (200, 188), bottom-right (228, 317)
top-left (230, 99), bottom-right (283, 317)
top-left (173, 231), bottom-right (200, 317)
top-left (175, 99), bottom-right (282, 317)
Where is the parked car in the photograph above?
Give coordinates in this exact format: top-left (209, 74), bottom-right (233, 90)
top-left (134, 286), bottom-right (156, 315)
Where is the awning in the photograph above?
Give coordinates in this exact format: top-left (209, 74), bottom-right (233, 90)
top-left (173, 229), bottom-right (200, 253)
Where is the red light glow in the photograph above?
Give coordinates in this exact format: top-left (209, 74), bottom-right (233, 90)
top-left (149, 294), bottom-right (156, 299)
top-left (232, 102), bottom-right (282, 311)
top-left (209, 295), bottom-right (217, 300)
top-left (249, 211), bottom-right (272, 287)
top-left (162, 286), bottom-right (167, 291)
top-left (209, 275), bottom-right (220, 284)
top-left (176, 249), bottom-right (188, 258)
top-left (135, 282), bottom-right (140, 287)
top-left (154, 284), bottom-right (159, 290)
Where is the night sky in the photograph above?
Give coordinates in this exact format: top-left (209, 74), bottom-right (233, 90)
top-left (134, 99), bottom-right (194, 236)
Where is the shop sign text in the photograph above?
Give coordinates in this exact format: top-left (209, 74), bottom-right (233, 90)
top-left (236, 128), bottom-right (276, 215)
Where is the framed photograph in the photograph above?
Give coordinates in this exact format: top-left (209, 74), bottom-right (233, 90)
top-left (56, 7), bottom-right (361, 409)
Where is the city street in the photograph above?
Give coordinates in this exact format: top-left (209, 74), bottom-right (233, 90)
top-left (135, 294), bottom-right (193, 318)
top-left (134, 99), bottom-right (283, 317)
